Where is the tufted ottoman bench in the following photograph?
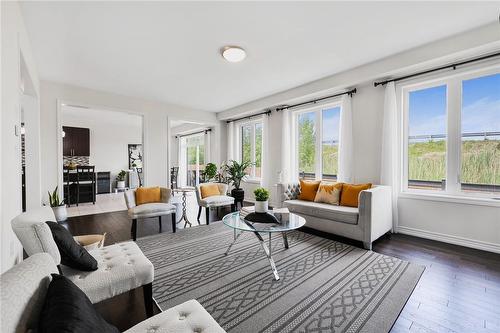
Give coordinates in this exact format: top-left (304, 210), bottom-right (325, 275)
top-left (61, 241), bottom-right (154, 304)
top-left (125, 299), bottom-right (226, 333)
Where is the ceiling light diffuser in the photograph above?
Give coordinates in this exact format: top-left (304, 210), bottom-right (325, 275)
top-left (221, 46), bottom-right (246, 62)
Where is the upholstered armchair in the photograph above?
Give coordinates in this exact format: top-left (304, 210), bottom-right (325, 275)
top-left (124, 187), bottom-right (177, 240)
top-left (10, 207), bottom-right (155, 317)
top-left (195, 183), bottom-right (235, 224)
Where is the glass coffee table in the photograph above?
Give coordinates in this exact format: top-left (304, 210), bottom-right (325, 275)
top-left (222, 211), bottom-right (306, 280)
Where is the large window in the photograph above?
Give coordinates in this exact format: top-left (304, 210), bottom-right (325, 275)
top-left (296, 104), bottom-right (341, 180)
top-left (407, 85), bottom-right (447, 191)
top-left (240, 120), bottom-right (262, 179)
top-left (403, 67), bottom-right (499, 197)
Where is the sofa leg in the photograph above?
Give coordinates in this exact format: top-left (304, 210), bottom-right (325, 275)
top-left (197, 206), bottom-right (202, 223)
top-left (131, 219), bottom-right (137, 241)
top-left (205, 207), bottom-right (210, 225)
top-left (143, 283), bottom-right (154, 318)
top-left (171, 212), bottom-right (176, 233)
top-left (158, 216), bottom-right (162, 232)
top-left (363, 242), bottom-right (372, 251)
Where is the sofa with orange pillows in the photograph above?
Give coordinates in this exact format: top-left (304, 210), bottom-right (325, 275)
top-left (277, 180), bottom-right (392, 250)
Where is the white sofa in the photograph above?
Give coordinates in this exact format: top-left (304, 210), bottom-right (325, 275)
top-left (277, 183), bottom-right (393, 250)
top-left (0, 253), bottom-right (226, 333)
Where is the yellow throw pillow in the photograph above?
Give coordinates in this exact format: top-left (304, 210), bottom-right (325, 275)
top-left (298, 180), bottom-right (321, 201)
top-left (314, 182), bottom-right (343, 205)
top-left (200, 184), bottom-right (220, 198)
top-left (340, 183), bottom-right (372, 207)
top-left (135, 187), bottom-right (161, 205)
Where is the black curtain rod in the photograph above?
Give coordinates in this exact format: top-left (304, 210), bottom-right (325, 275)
top-left (226, 110), bottom-right (272, 124)
top-left (374, 52), bottom-right (500, 87)
top-left (175, 128), bottom-right (211, 138)
top-left (275, 88), bottom-right (357, 111)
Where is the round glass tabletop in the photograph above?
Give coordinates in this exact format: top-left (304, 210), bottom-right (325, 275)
top-left (222, 211), bottom-right (306, 233)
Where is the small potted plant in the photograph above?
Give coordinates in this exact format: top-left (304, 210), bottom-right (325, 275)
top-left (202, 162), bottom-right (218, 182)
top-left (48, 186), bottom-right (67, 222)
top-left (224, 160), bottom-right (254, 202)
top-left (116, 170), bottom-right (127, 189)
top-left (254, 187), bottom-right (270, 213)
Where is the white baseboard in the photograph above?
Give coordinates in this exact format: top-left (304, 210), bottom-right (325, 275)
top-left (396, 226), bottom-right (500, 254)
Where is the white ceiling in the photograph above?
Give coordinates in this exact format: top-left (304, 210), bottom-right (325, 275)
top-left (20, 1), bottom-right (499, 112)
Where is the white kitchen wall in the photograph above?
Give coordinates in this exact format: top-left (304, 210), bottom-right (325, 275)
top-left (62, 106), bottom-right (142, 184)
top-left (218, 23), bottom-right (500, 253)
top-left (1, 1), bottom-right (41, 272)
top-left (40, 81), bottom-right (218, 203)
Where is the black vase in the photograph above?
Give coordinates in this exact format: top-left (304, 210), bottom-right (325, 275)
top-left (231, 188), bottom-right (245, 201)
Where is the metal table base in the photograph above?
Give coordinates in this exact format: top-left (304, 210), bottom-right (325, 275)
top-left (224, 228), bottom-right (289, 281)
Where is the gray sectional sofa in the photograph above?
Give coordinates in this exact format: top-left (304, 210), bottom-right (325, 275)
top-left (277, 183), bottom-right (393, 250)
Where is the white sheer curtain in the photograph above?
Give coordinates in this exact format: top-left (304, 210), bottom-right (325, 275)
top-left (204, 129), bottom-right (211, 163)
top-left (227, 121), bottom-right (236, 162)
top-left (178, 137), bottom-right (186, 187)
top-left (380, 82), bottom-right (399, 230)
top-left (280, 109), bottom-right (296, 183)
top-left (338, 95), bottom-right (354, 183)
top-left (260, 114), bottom-right (271, 188)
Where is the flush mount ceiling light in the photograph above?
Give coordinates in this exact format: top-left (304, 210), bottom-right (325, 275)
top-left (221, 46), bottom-right (246, 63)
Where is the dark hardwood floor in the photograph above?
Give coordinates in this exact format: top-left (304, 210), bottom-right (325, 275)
top-left (64, 209), bottom-right (500, 333)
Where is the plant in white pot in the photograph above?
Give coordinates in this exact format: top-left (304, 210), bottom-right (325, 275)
top-left (48, 186), bottom-right (67, 222)
top-left (116, 170), bottom-right (127, 189)
top-left (254, 187), bottom-right (270, 213)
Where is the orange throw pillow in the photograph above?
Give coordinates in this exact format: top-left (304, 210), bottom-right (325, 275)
top-left (200, 184), bottom-right (220, 198)
top-left (135, 187), bottom-right (161, 205)
top-left (340, 183), bottom-right (372, 207)
top-left (298, 180), bottom-right (321, 201)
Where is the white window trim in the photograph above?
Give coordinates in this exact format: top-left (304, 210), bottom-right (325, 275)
top-left (237, 118), bottom-right (262, 181)
top-left (399, 62), bottom-right (500, 202)
top-left (292, 100), bottom-right (342, 180)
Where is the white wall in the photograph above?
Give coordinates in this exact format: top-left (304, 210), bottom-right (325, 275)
top-left (62, 106), bottom-right (142, 183)
top-left (1, 1), bottom-right (41, 272)
top-left (40, 81), bottom-right (218, 203)
top-left (217, 23), bottom-right (500, 253)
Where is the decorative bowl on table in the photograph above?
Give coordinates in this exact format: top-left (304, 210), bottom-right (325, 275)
top-left (244, 212), bottom-right (280, 224)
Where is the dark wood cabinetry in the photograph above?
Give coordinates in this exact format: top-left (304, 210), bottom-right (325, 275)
top-left (63, 126), bottom-right (90, 156)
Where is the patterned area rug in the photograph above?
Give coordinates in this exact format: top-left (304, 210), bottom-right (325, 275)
top-left (137, 222), bottom-right (424, 333)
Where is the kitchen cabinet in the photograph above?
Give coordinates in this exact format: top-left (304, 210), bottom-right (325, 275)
top-left (63, 126), bottom-right (90, 156)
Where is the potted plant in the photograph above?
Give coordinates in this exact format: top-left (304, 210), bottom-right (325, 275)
top-left (202, 162), bottom-right (217, 182)
top-left (224, 160), bottom-right (254, 202)
top-left (254, 187), bottom-right (270, 213)
top-left (48, 186), bottom-right (67, 222)
top-left (116, 170), bottom-right (127, 189)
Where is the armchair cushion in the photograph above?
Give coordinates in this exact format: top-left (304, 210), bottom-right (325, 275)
top-left (128, 203), bottom-right (176, 220)
top-left (61, 242), bottom-right (154, 304)
top-left (46, 221), bottom-right (98, 271)
top-left (124, 299), bottom-right (226, 333)
top-left (200, 184), bottom-right (221, 198)
top-left (199, 195), bottom-right (234, 208)
top-left (38, 274), bottom-right (119, 333)
top-left (135, 187), bottom-right (161, 205)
